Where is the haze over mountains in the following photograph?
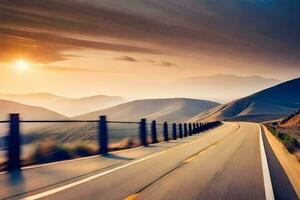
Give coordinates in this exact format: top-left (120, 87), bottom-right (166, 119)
top-left (190, 77), bottom-right (300, 123)
top-left (0, 93), bottom-right (126, 117)
top-left (0, 75), bottom-right (298, 126)
top-left (171, 75), bottom-right (280, 102)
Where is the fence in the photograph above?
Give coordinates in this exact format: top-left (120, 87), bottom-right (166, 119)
top-left (0, 113), bottom-right (222, 171)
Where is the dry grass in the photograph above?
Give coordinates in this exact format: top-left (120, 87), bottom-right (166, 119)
top-left (24, 137), bottom-right (144, 165)
top-left (24, 139), bottom-right (98, 165)
top-left (109, 137), bottom-right (140, 151)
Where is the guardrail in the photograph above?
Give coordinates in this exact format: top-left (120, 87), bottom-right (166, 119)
top-left (0, 113), bottom-right (222, 171)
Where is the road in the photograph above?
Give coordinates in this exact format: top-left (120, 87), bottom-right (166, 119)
top-left (0, 122), bottom-right (298, 200)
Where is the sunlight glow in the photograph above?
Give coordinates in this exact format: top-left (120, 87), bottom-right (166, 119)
top-left (15, 60), bottom-right (29, 71)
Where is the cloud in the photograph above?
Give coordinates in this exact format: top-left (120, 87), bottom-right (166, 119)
top-left (0, 27), bottom-right (160, 63)
top-left (114, 56), bottom-right (178, 67)
top-left (34, 65), bottom-right (102, 72)
top-left (0, 0), bottom-right (299, 67)
top-left (144, 59), bottom-right (156, 64)
top-left (160, 61), bottom-right (177, 68)
top-left (144, 59), bottom-right (178, 67)
top-left (114, 56), bottom-right (138, 62)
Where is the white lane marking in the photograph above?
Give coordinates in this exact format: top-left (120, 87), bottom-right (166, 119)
top-left (0, 146), bottom-right (144, 175)
top-left (22, 150), bottom-right (166, 200)
top-left (23, 146), bottom-right (143, 170)
top-left (22, 123), bottom-right (233, 200)
top-left (258, 125), bottom-right (275, 200)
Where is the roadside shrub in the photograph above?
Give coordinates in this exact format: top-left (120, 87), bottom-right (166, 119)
top-left (31, 139), bottom-right (72, 164)
top-left (266, 126), bottom-right (299, 154)
top-left (71, 144), bottom-right (96, 157)
top-left (29, 140), bottom-right (98, 164)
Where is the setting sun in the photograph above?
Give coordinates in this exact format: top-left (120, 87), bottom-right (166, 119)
top-left (15, 60), bottom-right (29, 71)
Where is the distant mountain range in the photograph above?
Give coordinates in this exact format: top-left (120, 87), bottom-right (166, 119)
top-left (172, 74), bottom-right (280, 102)
top-left (76, 98), bottom-right (219, 122)
top-left (23, 98), bottom-right (219, 143)
top-left (0, 93), bottom-right (126, 117)
top-left (0, 100), bottom-right (65, 121)
top-left (190, 77), bottom-right (300, 122)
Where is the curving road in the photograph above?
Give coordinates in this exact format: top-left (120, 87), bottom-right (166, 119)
top-left (0, 122), bottom-right (297, 200)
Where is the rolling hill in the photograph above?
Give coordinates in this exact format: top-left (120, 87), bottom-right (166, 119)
top-left (76, 98), bottom-right (219, 122)
top-left (190, 77), bottom-right (300, 122)
top-left (0, 99), bottom-right (65, 121)
top-left (0, 93), bottom-right (126, 117)
top-left (24, 98), bottom-right (219, 144)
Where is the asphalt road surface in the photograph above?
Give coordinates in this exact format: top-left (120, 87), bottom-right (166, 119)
top-left (0, 122), bottom-right (297, 200)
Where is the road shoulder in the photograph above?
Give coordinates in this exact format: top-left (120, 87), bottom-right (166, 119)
top-left (261, 125), bottom-right (299, 199)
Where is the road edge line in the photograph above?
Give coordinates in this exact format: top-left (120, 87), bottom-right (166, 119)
top-left (258, 124), bottom-right (275, 200)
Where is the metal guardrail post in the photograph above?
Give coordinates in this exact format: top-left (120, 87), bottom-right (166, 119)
top-left (140, 118), bottom-right (148, 146)
top-left (172, 123), bottom-right (177, 140)
top-left (99, 115), bottom-right (108, 155)
top-left (7, 113), bottom-right (21, 171)
top-left (188, 123), bottom-right (192, 136)
top-left (178, 123), bottom-right (183, 138)
top-left (200, 122), bottom-right (203, 132)
top-left (163, 122), bottom-right (169, 141)
top-left (184, 123), bottom-right (188, 137)
top-left (197, 123), bottom-right (200, 133)
top-left (193, 123), bottom-right (196, 134)
top-left (151, 120), bottom-right (158, 143)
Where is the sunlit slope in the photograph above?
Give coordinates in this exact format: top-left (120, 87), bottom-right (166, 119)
top-left (281, 112), bottom-right (300, 128)
top-left (76, 98), bottom-right (219, 122)
top-left (190, 77), bottom-right (300, 122)
top-left (23, 98), bottom-right (219, 143)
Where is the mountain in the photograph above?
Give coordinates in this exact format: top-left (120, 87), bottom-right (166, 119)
top-left (0, 93), bottom-right (126, 117)
top-left (0, 100), bottom-right (65, 121)
top-left (22, 98), bottom-right (219, 144)
top-left (76, 98), bottom-right (219, 122)
top-left (172, 75), bottom-right (280, 103)
top-left (190, 77), bottom-right (300, 122)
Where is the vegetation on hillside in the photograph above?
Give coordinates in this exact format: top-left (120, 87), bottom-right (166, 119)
top-left (266, 126), bottom-right (300, 158)
top-left (281, 109), bottom-right (300, 125)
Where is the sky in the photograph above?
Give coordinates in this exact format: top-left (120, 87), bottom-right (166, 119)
top-left (0, 0), bottom-right (299, 99)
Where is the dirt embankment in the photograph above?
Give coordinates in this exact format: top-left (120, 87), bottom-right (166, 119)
top-left (263, 126), bottom-right (300, 198)
top-left (279, 112), bottom-right (300, 141)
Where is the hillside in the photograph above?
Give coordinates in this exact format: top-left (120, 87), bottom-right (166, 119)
top-left (281, 111), bottom-right (300, 128)
top-left (190, 77), bottom-right (300, 122)
top-left (24, 98), bottom-right (219, 143)
top-left (76, 98), bottom-right (219, 122)
top-left (0, 100), bottom-right (65, 121)
top-left (0, 93), bottom-right (126, 117)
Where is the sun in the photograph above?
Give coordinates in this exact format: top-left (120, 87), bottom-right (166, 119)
top-left (15, 60), bottom-right (29, 71)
